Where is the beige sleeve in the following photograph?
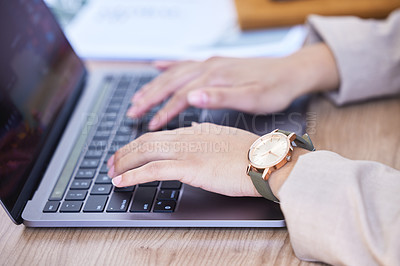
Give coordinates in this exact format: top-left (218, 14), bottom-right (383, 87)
top-left (305, 10), bottom-right (400, 105)
top-left (279, 151), bottom-right (400, 265)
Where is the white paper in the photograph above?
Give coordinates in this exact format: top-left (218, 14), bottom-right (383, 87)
top-left (66, 0), bottom-right (307, 60)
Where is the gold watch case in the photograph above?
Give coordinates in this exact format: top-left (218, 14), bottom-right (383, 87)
top-left (246, 129), bottom-right (296, 181)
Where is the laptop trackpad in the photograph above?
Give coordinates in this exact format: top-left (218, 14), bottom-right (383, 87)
top-left (178, 185), bottom-right (284, 221)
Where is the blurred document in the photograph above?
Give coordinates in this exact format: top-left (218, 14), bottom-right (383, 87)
top-left (66, 0), bottom-right (307, 60)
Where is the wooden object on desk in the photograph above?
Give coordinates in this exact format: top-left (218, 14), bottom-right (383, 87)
top-left (235, 0), bottom-right (400, 29)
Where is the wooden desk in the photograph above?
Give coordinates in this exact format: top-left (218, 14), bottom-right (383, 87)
top-left (1, 62), bottom-right (399, 265)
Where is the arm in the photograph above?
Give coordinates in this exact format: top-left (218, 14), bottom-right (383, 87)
top-left (305, 9), bottom-right (400, 105)
top-left (277, 151), bottom-right (400, 265)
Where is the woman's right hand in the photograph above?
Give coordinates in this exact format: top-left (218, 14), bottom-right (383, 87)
top-left (127, 43), bottom-right (340, 131)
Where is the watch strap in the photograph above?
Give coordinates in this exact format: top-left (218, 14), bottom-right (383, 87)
top-left (248, 129), bottom-right (315, 203)
top-left (249, 170), bottom-right (279, 203)
top-left (277, 129), bottom-right (315, 151)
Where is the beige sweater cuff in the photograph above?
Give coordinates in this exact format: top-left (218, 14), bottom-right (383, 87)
top-left (305, 10), bottom-right (400, 105)
top-left (278, 150), bottom-right (400, 265)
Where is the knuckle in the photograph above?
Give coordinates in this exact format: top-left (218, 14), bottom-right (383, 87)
top-left (114, 149), bottom-right (122, 160)
top-left (114, 158), bottom-right (124, 173)
top-left (145, 162), bottom-right (162, 176)
top-left (137, 132), bottom-right (150, 143)
top-left (120, 172), bottom-right (131, 185)
top-left (212, 90), bottom-right (224, 102)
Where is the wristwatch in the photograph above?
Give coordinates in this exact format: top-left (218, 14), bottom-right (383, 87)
top-left (246, 129), bottom-right (315, 203)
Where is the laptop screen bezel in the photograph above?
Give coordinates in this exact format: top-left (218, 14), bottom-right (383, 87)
top-left (0, 0), bottom-right (88, 224)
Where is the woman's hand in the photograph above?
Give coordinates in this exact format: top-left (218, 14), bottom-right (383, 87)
top-left (107, 123), bottom-right (261, 197)
top-left (107, 123), bottom-right (310, 198)
top-left (127, 43), bottom-right (340, 131)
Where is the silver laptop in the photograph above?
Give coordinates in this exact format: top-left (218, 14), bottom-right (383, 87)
top-left (0, 0), bottom-right (308, 227)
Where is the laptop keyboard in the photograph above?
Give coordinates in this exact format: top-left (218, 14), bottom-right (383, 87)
top-left (43, 73), bottom-right (201, 214)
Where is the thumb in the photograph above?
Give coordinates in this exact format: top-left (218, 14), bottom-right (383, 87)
top-left (187, 86), bottom-right (254, 111)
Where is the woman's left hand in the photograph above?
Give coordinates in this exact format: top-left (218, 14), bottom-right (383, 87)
top-left (107, 123), bottom-right (261, 197)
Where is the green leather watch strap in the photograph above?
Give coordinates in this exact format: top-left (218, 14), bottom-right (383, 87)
top-left (249, 170), bottom-right (279, 203)
top-left (277, 129), bottom-right (315, 151)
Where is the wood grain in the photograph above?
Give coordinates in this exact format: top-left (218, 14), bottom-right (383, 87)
top-left (235, 0), bottom-right (400, 29)
top-left (1, 62), bottom-right (399, 265)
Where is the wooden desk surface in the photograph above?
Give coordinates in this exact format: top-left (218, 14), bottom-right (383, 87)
top-left (1, 62), bottom-right (399, 265)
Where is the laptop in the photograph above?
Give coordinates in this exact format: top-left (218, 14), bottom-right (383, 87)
top-left (0, 0), bottom-right (308, 227)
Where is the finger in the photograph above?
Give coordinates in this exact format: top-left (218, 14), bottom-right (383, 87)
top-left (186, 85), bottom-right (258, 112)
top-left (128, 64), bottom-right (203, 118)
top-left (152, 60), bottom-right (181, 70)
top-left (111, 141), bottom-right (178, 178)
top-left (108, 131), bottom-right (175, 165)
top-left (111, 160), bottom-right (188, 187)
top-left (147, 78), bottom-right (207, 130)
top-left (131, 60), bottom-right (199, 104)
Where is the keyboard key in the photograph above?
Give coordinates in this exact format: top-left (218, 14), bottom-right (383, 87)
top-left (104, 152), bottom-right (114, 162)
top-left (109, 98), bottom-right (123, 105)
top-left (83, 196), bottom-right (108, 212)
top-left (75, 169), bottom-right (96, 179)
top-left (70, 179), bottom-right (92, 190)
top-left (107, 193), bottom-right (131, 212)
top-left (153, 200), bottom-right (176, 213)
top-left (65, 190), bottom-right (87, 201)
top-left (95, 174), bottom-right (112, 184)
top-left (98, 121), bottom-right (114, 131)
top-left (157, 190), bottom-right (179, 201)
top-left (139, 181), bottom-right (160, 187)
top-left (114, 186), bottom-right (135, 192)
top-left (89, 140), bottom-right (108, 150)
top-left (161, 181), bottom-right (182, 189)
top-left (103, 113), bottom-right (118, 121)
top-left (112, 135), bottom-right (130, 144)
top-left (99, 163), bottom-right (109, 174)
top-left (120, 118), bottom-right (137, 128)
top-left (117, 125), bottom-right (132, 135)
top-left (111, 95), bottom-right (124, 102)
top-left (91, 184), bottom-right (112, 195)
top-left (43, 201), bottom-right (60, 213)
top-left (108, 144), bottom-right (123, 153)
top-left (130, 187), bottom-right (156, 212)
top-left (113, 90), bottom-right (126, 97)
top-left (139, 75), bottom-right (153, 84)
top-left (106, 105), bottom-right (119, 113)
top-left (85, 149), bottom-right (103, 158)
top-left (93, 130), bottom-right (111, 140)
top-left (60, 201), bottom-right (83, 212)
top-left (80, 159), bottom-right (100, 168)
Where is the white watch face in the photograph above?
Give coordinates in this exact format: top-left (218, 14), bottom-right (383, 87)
top-left (248, 132), bottom-right (290, 168)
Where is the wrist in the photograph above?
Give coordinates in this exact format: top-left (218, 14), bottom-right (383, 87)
top-left (268, 148), bottom-right (310, 200)
top-left (287, 43), bottom-right (340, 97)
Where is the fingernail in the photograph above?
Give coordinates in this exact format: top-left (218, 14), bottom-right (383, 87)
top-left (126, 107), bottom-right (138, 117)
top-left (108, 166), bottom-right (115, 178)
top-left (187, 90), bottom-right (208, 106)
top-left (112, 175), bottom-right (122, 186)
top-left (107, 155), bottom-right (114, 167)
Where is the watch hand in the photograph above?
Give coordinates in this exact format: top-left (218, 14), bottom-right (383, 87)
top-left (270, 151), bottom-right (279, 157)
top-left (259, 150), bottom-right (272, 157)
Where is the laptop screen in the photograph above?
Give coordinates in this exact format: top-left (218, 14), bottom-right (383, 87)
top-left (0, 0), bottom-right (85, 220)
